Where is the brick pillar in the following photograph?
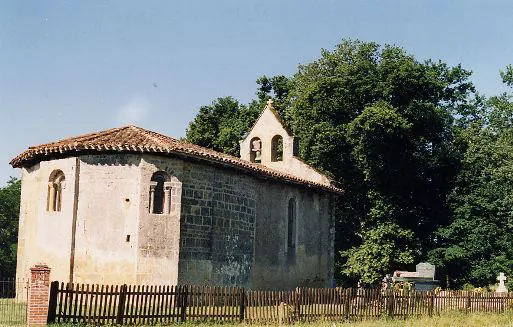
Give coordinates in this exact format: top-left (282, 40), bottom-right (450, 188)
top-left (27, 264), bottom-right (51, 326)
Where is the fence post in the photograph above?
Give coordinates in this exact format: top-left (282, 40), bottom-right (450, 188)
top-left (180, 285), bottom-right (188, 322)
top-left (343, 288), bottom-right (351, 320)
top-left (466, 292), bottom-right (471, 313)
top-left (116, 284), bottom-right (127, 325)
top-left (387, 289), bottom-right (395, 317)
top-left (428, 291), bottom-right (434, 317)
top-left (28, 264), bottom-right (51, 326)
top-left (46, 281), bottom-right (59, 323)
top-left (295, 288), bottom-right (301, 322)
top-left (239, 288), bottom-right (245, 322)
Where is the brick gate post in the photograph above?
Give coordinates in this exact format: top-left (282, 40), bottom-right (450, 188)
top-left (27, 264), bottom-right (51, 326)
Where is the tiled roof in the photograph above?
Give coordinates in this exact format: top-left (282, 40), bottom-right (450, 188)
top-left (10, 125), bottom-right (342, 194)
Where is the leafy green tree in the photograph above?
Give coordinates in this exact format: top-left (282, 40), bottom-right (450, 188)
top-left (186, 39), bottom-right (475, 284)
top-left (256, 75), bottom-right (293, 116)
top-left (0, 177), bottom-right (21, 277)
top-left (286, 40), bottom-right (474, 284)
top-left (429, 71), bottom-right (513, 288)
top-left (186, 75), bottom-right (293, 157)
top-left (343, 221), bottom-right (414, 284)
top-left (500, 64), bottom-right (513, 87)
top-left (340, 103), bottom-right (417, 283)
top-left (185, 97), bottom-right (261, 156)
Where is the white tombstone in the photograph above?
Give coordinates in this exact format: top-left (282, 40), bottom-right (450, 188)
top-left (416, 262), bottom-right (436, 279)
top-left (497, 272), bottom-right (508, 293)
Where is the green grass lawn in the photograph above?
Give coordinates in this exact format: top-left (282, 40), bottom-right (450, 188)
top-left (0, 298), bottom-right (26, 326)
top-left (15, 312), bottom-right (512, 327)
top-left (2, 304), bottom-right (513, 326)
top-left (334, 312), bottom-right (513, 326)
top-left (181, 312), bottom-right (513, 326)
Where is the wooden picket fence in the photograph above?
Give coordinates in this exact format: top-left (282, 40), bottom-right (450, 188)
top-left (47, 282), bottom-right (513, 325)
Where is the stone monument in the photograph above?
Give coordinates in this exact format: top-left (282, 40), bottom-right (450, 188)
top-left (392, 262), bottom-right (439, 291)
top-left (496, 272), bottom-right (508, 293)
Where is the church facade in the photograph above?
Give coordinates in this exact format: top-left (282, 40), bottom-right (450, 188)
top-left (11, 101), bottom-right (341, 289)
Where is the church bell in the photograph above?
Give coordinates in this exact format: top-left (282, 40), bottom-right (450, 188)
top-left (254, 150), bottom-right (262, 162)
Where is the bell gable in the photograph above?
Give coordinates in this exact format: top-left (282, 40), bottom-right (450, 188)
top-left (239, 100), bottom-right (332, 186)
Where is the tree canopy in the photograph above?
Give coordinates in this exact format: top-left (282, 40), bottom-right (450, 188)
top-left (185, 97), bottom-right (261, 156)
top-left (186, 39), bottom-right (479, 285)
top-left (286, 40), bottom-right (474, 284)
top-left (0, 177), bottom-right (21, 277)
top-left (429, 75), bottom-right (513, 289)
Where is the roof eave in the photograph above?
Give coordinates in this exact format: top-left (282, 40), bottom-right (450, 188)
top-left (11, 148), bottom-right (343, 195)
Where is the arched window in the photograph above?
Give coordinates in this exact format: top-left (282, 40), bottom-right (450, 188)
top-left (271, 135), bottom-right (283, 162)
top-left (149, 171), bottom-right (171, 214)
top-left (250, 137), bottom-right (262, 163)
top-left (287, 198), bottom-right (296, 249)
top-left (47, 170), bottom-right (65, 212)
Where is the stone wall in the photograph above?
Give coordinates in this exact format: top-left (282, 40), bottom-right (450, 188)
top-left (177, 160), bottom-right (334, 289)
top-left (178, 162), bottom-right (257, 287)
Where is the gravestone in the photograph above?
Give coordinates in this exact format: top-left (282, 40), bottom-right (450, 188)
top-left (497, 272), bottom-right (508, 293)
top-left (416, 262), bottom-right (435, 279)
top-left (392, 262), bottom-right (439, 291)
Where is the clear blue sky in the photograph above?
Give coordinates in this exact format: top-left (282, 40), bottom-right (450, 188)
top-left (1, 0), bottom-right (513, 185)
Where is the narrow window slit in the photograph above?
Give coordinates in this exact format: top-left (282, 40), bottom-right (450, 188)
top-left (149, 171), bottom-right (172, 214)
top-left (47, 170), bottom-right (65, 212)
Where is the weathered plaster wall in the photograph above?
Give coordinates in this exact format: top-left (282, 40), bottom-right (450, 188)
top-left (16, 158), bottom-right (77, 283)
top-left (137, 155), bottom-right (182, 285)
top-left (72, 154), bottom-right (142, 284)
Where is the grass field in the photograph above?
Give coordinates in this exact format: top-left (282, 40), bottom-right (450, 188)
top-left (191, 312), bottom-right (512, 327)
top-left (182, 313), bottom-right (513, 326)
top-left (334, 312), bottom-right (513, 326)
top-left (2, 305), bottom-right (513, 326)
top-left (159, 313), bottom-right (513, 326)
top-left (0, 313), bottom-right (506, 327)
top-left (0, 298), bottom-right (26, 326)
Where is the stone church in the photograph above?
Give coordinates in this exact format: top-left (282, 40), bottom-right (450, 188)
top-left (11, 101), bottom-right (341, 290)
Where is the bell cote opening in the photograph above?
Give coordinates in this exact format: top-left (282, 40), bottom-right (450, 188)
top-left (271, 135), bottom-right (283, 162)
top-left (250, 137), bottom-right (262, 163)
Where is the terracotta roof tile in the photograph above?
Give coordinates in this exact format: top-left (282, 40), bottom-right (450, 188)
top-left (10, 125), bottom-right (342, 194)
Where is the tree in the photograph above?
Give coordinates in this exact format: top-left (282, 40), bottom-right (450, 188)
top-left (186, 75), bottom-right (293, 157)
top-left (186, 39), bottom-right (475, 284)
top-left (286, 40), bottom-right (474, 284)
top-left (429, 70), bottom-right (513, 288)
top-left (256, 75), bottom-right (293, 117)
top-left (185, 97), bottom-right (261, 156)
top-left (500, 64), bottom-right (513, 87)
top-left (0, 177), bottom-right (21, 277)
top-left (342, 221), bottom-right (414, 284)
